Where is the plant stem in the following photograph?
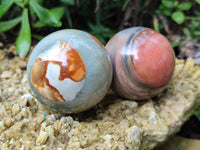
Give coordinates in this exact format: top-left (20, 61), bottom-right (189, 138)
top-left (185, 16), bottom-right (200, 20)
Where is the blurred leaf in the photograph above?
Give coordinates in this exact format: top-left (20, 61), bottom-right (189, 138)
top-left (32, 20), bottom-right (45, 28)
top-left (155, 9), bottom-right (162, 15)
top-left (194, 108), bottom-right (200, 120)
top-left (195, 0), bottom-right (200, 5)
top-left (156, 3), bottom-right (172, 16)
top-left (33, 6), bottom-right (65, 28)
top-left (171, 11), bottom-right (185, 24)
top-left (171, 41), bottom-right (182, 48)
top-left (14, 0), bottom-right (30, 7)
top-left (51, 6), bottom-right (65, 20)
top-left (14, 0), bottom-right (23, 7)
top-left (29, 0), bottom-right (42, 14)
top-left (157, 5), bottom-right (165, 11)
top-left (29, 0), bottom-right (62, 27)
top-left (32, 34), bottom-right (44, 40)
top-left (0, 16), bottom-right (21, 33)
top-left (35, 0), bottom-right (43, 4)
top-left (29, 0), bottom-right (36, 16)
top-left (194, 31), bottom-right (200, 37)
top-left (23, 0), bottom-right (30, 6)
top-left (178, 2), bottom-right (192, 11)
top-left (153, 16), bottom-right (159, 32)
top-left (122, 0), bottom-right (129, 11)
top-left (191, 20), bottom-right (200, 28)
top-left (183, 27), bottom-right (191, 37)
top-left (1, 0), bottom-right (7, 3)
top-left (161, 0), bottom-right (176, 8)
top-left (0, 0), bottom-right (14, 18)
top-left (193, 9), bottom-right (200, 16)
top-left (65, 6), bottom-right (73, 28)
top-left (89, 23), bottom-right (115, 44)
top-left (163, 9), bottom-right (172, 16)
top-left (60, 0), bottom-right (75, 5)
top-left (16, 8), bottom-right (31, 57)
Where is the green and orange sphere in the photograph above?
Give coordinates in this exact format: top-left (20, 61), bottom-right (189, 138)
top-left (27, 27), bottom-right (175, 113)
top-left (27, 29), bottom-right (112, 114)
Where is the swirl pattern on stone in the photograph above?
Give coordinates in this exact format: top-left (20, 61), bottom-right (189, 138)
top-left (106, 27), bottom-right (175, 100)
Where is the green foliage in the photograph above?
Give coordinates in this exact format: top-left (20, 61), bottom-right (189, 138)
top-left (154, 0), bottom-right (200, 39)
top-left (0, 0), bottom-right (120, 55)
top-left (0, 0), bottom-right (67, 57)
top-left (60, 0), bottom-right (75, 5)
top-left (1, 0), bottom-right (200, 56)
top-left (195, 0), bottom-right (200, 5)
top-left (32, 7), bottom-right (65, 28)
top-left (88, 23), bottom-right (115, 44)
top-left (16, 8), bottom-right (31, 57)
top-left (0, 16), bottom-right (21, 33)
top-left (183, 20), bottom-right (200, 38)
top-left (171, 11), bottom-right (185, 24)
top-left (29, 1), bottom-right (62, 27)
top-left (0, 0), bottom-right (14, 18)
top-left (178, 2), bottom-right (192, 11)
top-left (194, 108), bottom-right (200, 121)
top-left (156, 0), bottom-right (192, 25)
top-left (122, 0), bottom-right (129, 11)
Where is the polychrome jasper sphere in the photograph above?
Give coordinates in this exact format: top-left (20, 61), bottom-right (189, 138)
top-left (27, 29), bottom-right (112, 114)
top-left (106, 27), bottom-right (175, 100)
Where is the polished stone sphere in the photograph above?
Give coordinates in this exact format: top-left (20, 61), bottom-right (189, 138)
top-left (106, 27), bottom-right (175, 100)
top-left (27, 29), bottom-right (112, 113)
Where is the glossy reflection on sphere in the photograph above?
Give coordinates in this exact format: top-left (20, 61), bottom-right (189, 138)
top-left (27, 29), bottom-right (112, 114)
top-left (106, 27), bottom-right (175, 100)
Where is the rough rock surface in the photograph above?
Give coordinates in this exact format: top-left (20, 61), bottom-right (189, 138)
top-left (0, 46), bottom-right (200, 150)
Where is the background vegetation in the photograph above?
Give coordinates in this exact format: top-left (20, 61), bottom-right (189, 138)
top-left (1, 0), bottom-right (200, 56)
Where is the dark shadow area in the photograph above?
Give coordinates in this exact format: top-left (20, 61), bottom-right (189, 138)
top-left (177, 115), bottom-right (200, 139)
top-left (70, 91), bottom-right (121, 122)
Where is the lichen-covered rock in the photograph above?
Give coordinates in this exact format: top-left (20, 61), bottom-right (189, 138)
top-left (0, 46), bottom-right (200, 149)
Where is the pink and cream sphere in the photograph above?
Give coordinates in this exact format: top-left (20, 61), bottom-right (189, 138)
top-left (106, 27), bottom-right (175, 100)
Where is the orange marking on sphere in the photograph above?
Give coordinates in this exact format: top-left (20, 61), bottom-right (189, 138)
top-left (59, 41), bottom-right (87, 82)
top-left (30, 41), bottom-right (87, 103)
top-left (30, 58), bottom-right (46, 88)
top-left (132, 29), bottom-right (175, 88)
top-left (89, 34), bottom-right (106, 50)
top-left (30, 58), bottom-right (65, 103)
